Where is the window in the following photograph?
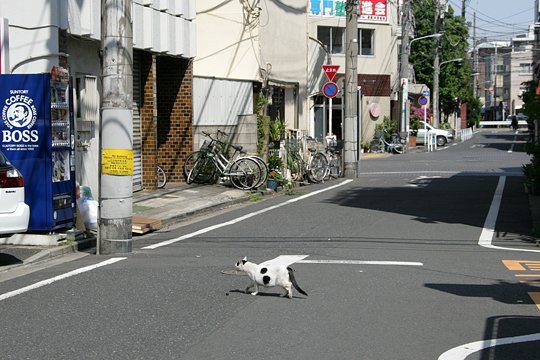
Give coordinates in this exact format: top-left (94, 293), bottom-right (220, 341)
top-left (317, 26), bottom-right (344, 54)
top-left (519, 63), bottom-right (533, 75)
top-left (317, 26), bottom-right (374, 55)
top-left (359, 29), bottom-right (374, 55)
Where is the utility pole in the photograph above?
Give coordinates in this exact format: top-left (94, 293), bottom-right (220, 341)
top-left (473, 12), bottom-right (478, 98)
top-left (399, 0), bottom-right (411, 134)
top-left (343, 0), bottom-right (358, 177)
top-left (99, 0), bottom-right (134, 254)
top-left (432, 0), bottom-right (443, 127)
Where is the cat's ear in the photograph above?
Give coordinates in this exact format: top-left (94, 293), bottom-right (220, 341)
top-left (242, 256), bottom-right (247, 264)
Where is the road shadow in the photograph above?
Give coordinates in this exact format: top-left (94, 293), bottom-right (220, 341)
top-left (320, 173), bottom-right (536, 247)
top-left (0, 253), bottom-right (23, 266)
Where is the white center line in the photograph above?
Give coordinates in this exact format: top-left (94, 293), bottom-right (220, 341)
top-left (142, 179), bottom-right (354, 250)
top-left (0, 257), bottom-right (126, 302)
top-left (298, 260), bottom-right (423, 266)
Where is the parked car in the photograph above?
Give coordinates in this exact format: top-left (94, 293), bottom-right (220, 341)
top-left (0, 150), bottom-right (30, 234)
top-left (415, 121), bottom-right (453, 146)
top-left (416, 121), bottom-right (454, 146)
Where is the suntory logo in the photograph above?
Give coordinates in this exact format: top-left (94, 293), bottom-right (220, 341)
top-left (2, 90), bottom-right (39, 144)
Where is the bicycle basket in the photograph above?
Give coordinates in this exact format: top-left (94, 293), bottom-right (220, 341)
top-left (374, 130), bottom-right (383, 139)
top-left (307, 138), bottom-right (325, 152)
top-left (328, 139), bottom-right (343, 151)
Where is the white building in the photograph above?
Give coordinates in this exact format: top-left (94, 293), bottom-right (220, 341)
top-left (194, 0), bottom-right (399, 149)
top-left (0, 0), bottom-right (196, 193)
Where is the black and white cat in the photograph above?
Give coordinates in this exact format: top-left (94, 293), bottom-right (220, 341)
top-left (235, 257), bottom-right (308, 299)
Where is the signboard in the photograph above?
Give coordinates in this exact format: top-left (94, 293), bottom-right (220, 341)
top-left (418, 96), bottom-right (428, 106)
top-left (422, 90), bottom-right (430, 97)
top-left (322, 65), bottom-right (340, 81)
top-left (359, 0), bottom-right (388, 22)
top-left (102, 148), bottom-right (134, 176)
top-left (309, 0), bottom-right (388, 22)
top-left (322, 82), bottom-right (339, 98)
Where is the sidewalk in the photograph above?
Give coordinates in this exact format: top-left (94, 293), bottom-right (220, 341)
top-left (0, 183), bottom-right (279, 268)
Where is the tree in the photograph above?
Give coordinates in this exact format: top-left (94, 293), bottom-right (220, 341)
top-left (411, 3), bottom-right (475, 124)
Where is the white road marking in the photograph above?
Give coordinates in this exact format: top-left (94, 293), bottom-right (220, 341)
top-left (438, 333), bottom-right (540, 360)
top-left (142, 179), bottom-right (354, 250)
top-left (479, 176), bottom-right (540, 253)
top-left (298, 260), bottom-right (423, 266)
top-left (0, 257), bottom-right (126, 302)
top-left (261, 255), bottom-right (309, 267)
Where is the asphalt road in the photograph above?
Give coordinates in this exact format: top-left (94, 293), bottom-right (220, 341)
top-left (1, 128), bottom-right (539, 360)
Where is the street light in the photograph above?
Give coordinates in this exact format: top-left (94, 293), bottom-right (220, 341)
top-left (400, 32), bottom-right (442, 135)
top-left (409, 33), bottom-right (443, 48)
top-left (433, 57), bottom-right (462, 127)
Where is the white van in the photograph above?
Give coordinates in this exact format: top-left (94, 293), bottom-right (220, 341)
top-left (415, 121), bottom-right (453, 146)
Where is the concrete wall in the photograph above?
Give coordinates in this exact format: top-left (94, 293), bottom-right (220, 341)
top-left (194, 1), bottom-right (261, 80)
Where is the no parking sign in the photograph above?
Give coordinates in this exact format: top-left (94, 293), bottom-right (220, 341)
top-left (322, 82), bottom-right (339, 98)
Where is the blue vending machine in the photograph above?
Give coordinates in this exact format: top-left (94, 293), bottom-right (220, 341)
top-left (0, 68), bottom-right (75, 231)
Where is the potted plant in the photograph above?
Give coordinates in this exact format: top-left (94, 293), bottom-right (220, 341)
top-left (269, 118), bottom-right (286, 148)
top-left (267, 170), bottom-right (285, 191)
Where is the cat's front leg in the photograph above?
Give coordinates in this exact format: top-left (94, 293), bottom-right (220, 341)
top-left (245, 282), bottom-right (254, 294)
top-left (250, 283), bottom-right (259, 296)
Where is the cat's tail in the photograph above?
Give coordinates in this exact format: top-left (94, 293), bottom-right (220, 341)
top-left (287, 267), bottom-right (308, 296)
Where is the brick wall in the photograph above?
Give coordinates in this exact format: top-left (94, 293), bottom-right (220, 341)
top-left (155, 57), bottom-right (193, 184)
top-left (140, 52), bottom-right (157, 189)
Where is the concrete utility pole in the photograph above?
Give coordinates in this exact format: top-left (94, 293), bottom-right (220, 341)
top-left (99, 0), bottom-right (134, 254)
top-left (432, 0), bottom-right (443, 127)
top-left (399, 0), bottom-right (411, 134)
top-left (343, 0), bottom-right (359, 177)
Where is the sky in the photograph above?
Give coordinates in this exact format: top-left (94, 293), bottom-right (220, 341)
top-left (451, 0), bottom-right (535, 42)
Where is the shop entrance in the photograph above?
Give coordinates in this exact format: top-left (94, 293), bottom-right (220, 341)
top-left (314, 95), bottom-right (342, 140)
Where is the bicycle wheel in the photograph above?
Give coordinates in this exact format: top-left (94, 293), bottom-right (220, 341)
top-left (248, 155), bottom-right (268, 189)
top-left (370, 139), bottom-right (384, 153)
top-left (184, 151), bottom-right (217, 184)
top-left (392, 143), bottom-right (404, 154)
top-left (229, 158), bottom-right (262, 190)
top-left (157, 165), bottom-right (167, 188)
top-left (308, 152), bottom-right (328, 183)
top-left (287, 152), bottom-right (304, 182)
top-left (329, 153), bottom-right (343, 178)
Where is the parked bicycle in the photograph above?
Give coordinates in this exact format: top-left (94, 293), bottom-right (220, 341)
top-left (183, 131), bottom-right (266, 190)
top-left (370, 130), bottom-right (405, 154)
top-left (285, 136), bottom-right (328, 183)
top-left (323, 137), bottom-right (343, 180)
top-left (306, 137), bottom-right (328, 183)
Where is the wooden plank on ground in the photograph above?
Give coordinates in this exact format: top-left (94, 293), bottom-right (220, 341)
top-left (132, 215), bottom-right (162, 234)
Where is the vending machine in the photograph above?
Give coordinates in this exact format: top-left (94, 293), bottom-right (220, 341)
top-left (0, 67), bottom-right (75, 231)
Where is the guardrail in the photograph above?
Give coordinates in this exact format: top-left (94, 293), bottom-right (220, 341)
top-left (479, 120), bottom-right (527, 128)
top-left (459, 127), bottom-right (474, 142)
top-left (426, 132), bottom-right (437, 152)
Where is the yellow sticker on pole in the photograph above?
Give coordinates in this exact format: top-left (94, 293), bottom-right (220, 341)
top-left (102, 148), bottom-right (134, 176)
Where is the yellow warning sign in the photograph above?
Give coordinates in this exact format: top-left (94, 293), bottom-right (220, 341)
top-left (102, 148), bottom-right (134, 176)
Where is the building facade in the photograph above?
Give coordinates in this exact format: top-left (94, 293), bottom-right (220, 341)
top-left (194, 0), bottom-right (399, 151)
top-left (0, 0), bottom-right (196, 193)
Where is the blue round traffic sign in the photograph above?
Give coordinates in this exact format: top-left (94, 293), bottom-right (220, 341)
top-left (322, 82), bottom-right (339, 98)
top-left (418, 96), bottom-right (428, 106)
